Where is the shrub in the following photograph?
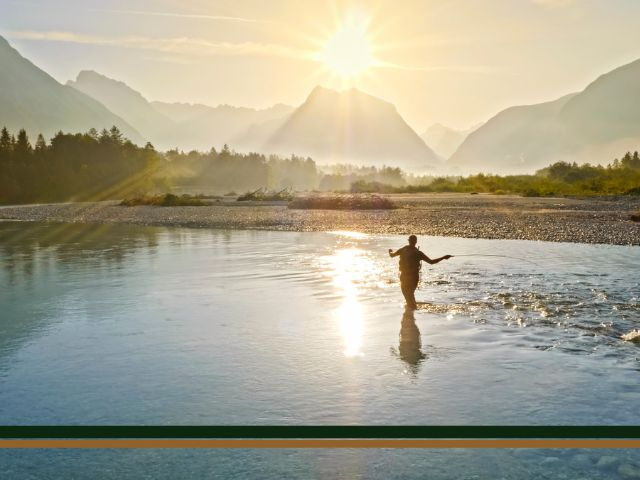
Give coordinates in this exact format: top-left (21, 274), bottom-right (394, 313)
top-left (522, 188), bottom-right (542, 197)
top-left (120, 193), bottom-right (206, 206)
top-left (350, 180), bottom-right (395, 194)
top-left (237, 188), bottom-right (293, 201)
top-left (288, 194), bottom-right (396, 210)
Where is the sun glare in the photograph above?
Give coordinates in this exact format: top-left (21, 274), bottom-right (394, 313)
top-left (324, 247), bottom-right (379, 357)
top-left (318, 14), bottom-right (375, 79)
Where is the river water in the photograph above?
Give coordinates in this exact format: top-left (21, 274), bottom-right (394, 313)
top-left (0, 222), bottom-right (638, 478)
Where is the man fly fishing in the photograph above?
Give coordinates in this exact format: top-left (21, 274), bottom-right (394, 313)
top-left (389, 235), bottom-right (452, 309)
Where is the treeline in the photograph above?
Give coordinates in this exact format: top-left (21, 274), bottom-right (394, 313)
top-left (165, 145), bottom-right (318, 192)
top-left (164, 150), bottom-right (414, 193)
top-left (318, 165), bottom-right (405, 191)
top-left (1, 125), bottom-right (639, 204)
top-left (0, 127), bottom-right (361, 203)
top-left (0, 127), bottom-right (161, 203)
top-left (352, 153), bottom-right (640, 196)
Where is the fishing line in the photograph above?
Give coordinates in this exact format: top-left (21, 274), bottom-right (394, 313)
top-left (452, 254), bottom-right (542, 268)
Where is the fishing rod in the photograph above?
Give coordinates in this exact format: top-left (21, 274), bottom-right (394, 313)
top-left (451, 254), bottom-right (542, 268)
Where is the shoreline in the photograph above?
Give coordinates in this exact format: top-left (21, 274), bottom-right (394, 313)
top-left (1, 194), bottom-right (639, 246)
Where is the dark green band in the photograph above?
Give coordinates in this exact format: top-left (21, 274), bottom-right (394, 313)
top-left (0, 426), bottom-right (638, 439)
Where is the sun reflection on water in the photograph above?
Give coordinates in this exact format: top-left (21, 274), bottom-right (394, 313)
top-left (326, 247), bottom-right (377, 357)
top-left (336, 295), bottom-right (363, 357)
top-left (329, 231), bottom-right (368, 239)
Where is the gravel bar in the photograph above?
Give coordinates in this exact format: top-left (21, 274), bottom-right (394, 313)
top-left (1, 194), bottom-right (639, 246)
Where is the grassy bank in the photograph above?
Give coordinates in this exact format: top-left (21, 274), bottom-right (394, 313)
top-left (351, 155), bottom-right (640, 197)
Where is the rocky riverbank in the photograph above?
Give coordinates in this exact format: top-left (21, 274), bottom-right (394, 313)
top-left (1, 194), bottom-right (639, 245)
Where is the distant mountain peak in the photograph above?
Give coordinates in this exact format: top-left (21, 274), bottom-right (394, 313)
top-left (68, 70), bottom-right (152, 104)
top-left (265, 85), bottom-right (438, 171)
top-left (76, 69), bottom-right (113, 81)
top-left (308, 85), bottom-right (390, 102)
top-left (308, 84), bottom-right (334, 96)
top-left (0, 35), bottom-right (143, 143)
top-left (67, 69), bottom-right (172, 142)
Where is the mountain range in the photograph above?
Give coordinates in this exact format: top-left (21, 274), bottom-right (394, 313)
top-left (68, 74), bottom-right (439, 170)
top-left (2, 33), bottom-right (639, 174)
top-left (152, 101), bottom-right (294, 152)
top-left (0, 36), bottom-right (142, 143)
top-left (0, 35), bottom-right (440, 171)
top-left (67, 70), bottom-right (294, 152)
top-left (450, 58), bottom-right (640, 172)
top-left (67, 70), bottom-right (173, 144)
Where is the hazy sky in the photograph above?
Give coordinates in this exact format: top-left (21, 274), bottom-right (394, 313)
top-left (3, 0), bottom-right (640, 131)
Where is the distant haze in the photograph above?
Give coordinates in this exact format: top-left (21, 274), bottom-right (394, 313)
top-left (450, 58), bottom-right (640, 173)
top-left (63, 67), bottom-right (439, 172)
top-left (1, 22), bottom-right (640, 174)
top-left (421, 123), bottom-right (481, 159)
top-left (3, 0), bottom-right (640, 133)
top-left (67, 69), bottom-right (294, 151)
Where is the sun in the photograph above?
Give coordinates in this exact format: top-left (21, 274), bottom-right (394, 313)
top-left (317, 14), bottom-right (375, 79)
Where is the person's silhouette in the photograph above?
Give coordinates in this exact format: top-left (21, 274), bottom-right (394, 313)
top-left (388, 235), bottom-right (451, 309)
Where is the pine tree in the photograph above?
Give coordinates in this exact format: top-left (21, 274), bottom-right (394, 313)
top-left (99, 129), bottom-right (110, 144)
top-left (35, 134), bottom-right (47, 152)
top-left (0, 127), bottom-right (11, 153)
top-left (109, 126), bottom-right (123, 145)
top-left (15, 129), bottom-right (32, 157)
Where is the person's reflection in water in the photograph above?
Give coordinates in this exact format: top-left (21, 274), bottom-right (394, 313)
top-left (396, 306), bottom-right (426, 376)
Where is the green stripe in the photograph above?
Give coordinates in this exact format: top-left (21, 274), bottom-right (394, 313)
top-left (0, 426), bottom-right (638, 439)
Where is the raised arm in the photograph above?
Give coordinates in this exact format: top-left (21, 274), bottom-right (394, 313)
top-left (419, 251), bottom-right (452, 264)
top-left (388, 247), bottom-right (403, 258)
